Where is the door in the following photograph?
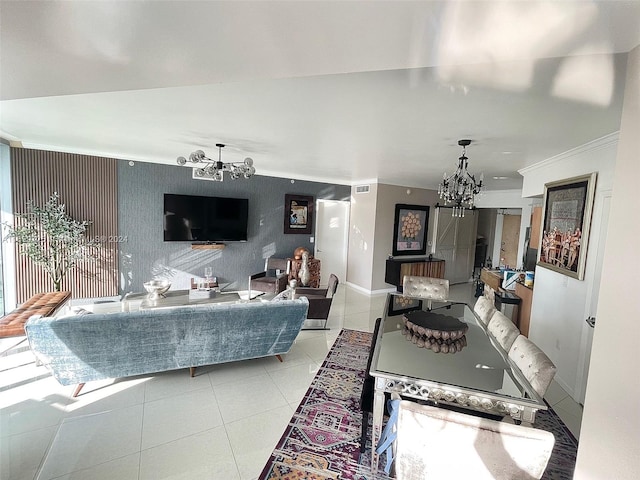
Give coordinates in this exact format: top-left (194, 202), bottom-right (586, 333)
top-left (433, 207), bottom-right (478, 284)
top-left (314, 200), bottom-right (350, 286)
top-left (500, 214), bottom-right (521, 269)
top-left (575, 193), bottom-right (611, 404)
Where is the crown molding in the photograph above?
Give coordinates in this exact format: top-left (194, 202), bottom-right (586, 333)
top-left (518, 132), bottom-right (619, 176)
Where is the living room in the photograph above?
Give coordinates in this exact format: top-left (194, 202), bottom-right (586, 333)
top-left (1, 2), bottom-right (639, 479)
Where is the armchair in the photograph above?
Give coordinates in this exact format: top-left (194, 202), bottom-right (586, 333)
top-left (293, 273), bottom-right (339, 330)
top-left (249, 257), bottom-right (290, 294)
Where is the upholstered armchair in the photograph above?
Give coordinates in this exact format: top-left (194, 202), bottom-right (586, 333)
top-left (487, 310), bottom-right (520, 352)
top-left (249, 257), bottom-right (290, 294)
top-left (389, 400), bottom-right (555, 479)
top-left (293, 274), bottom-right (339, 330)
top-left (402, 275), bottom-right (449, 301)
top-left (509, 335), bottom-right (557, 398)
top-left (473, 295), bottom-right (497, 326)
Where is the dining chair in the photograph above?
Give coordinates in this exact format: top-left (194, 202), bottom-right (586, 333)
top-left (392, 400), bottom-right (555, 480)
top-left (402, 276), bottom-right (449, 301)
top-left (359, 317), bottom-right (382, 452)
top-left (487, 310), bottom-right (520, 352)
top-left (509, 335), bottom-right (557, 398)
top-left (473, 295), bottom-right (497, 326)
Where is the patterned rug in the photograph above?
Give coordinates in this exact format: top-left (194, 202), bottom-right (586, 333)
top-left (258, 329), bottom-right (578, 480)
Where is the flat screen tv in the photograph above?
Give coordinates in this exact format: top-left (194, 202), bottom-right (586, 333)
top-left (163, 193), bottom-right (249, 242)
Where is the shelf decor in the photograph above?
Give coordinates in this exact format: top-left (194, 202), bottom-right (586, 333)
top-left (284, 194), bottom-right (314, 234)
top-left (392, 204), bottom-right (429, 256)
top-left (538, 172), bottom-right (597, 280)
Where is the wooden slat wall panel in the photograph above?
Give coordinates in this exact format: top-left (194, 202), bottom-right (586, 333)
top-left (11, 148), bottom-right (118, 302)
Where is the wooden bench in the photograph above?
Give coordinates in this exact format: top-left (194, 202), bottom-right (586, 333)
top-left (0, 291), bottom-right (72, 338)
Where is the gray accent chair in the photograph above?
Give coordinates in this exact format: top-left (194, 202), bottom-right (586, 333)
top-left (392, 400), bottom-right (555, 479)
top-left (249, 257), bottom-right (290, 294)
top-left (294, 273), bottom-right (339, 330)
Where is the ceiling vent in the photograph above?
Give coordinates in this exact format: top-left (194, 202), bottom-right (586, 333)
top-left (355, 184), bottom-right (370, 194)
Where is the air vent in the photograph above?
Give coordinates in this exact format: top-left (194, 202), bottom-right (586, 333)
top-left (355, 184), bottom-right (370, 194)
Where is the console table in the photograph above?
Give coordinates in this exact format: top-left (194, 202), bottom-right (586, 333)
top-left (385, 257), bottom-right (445, 290)
top-left (288, 257), bottom-right (321, 288)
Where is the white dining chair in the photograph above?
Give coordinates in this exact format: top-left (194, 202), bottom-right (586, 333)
top-left (473, 295), bottom-right (496, 326)
top-left (488, 310), bottom-right (520, 352)
top-left (509, 335), bottom-right (557, 398)
top-left (402, 275), bottom-right (449, 301)
top-left (392, 400), bottom-right (555, 480)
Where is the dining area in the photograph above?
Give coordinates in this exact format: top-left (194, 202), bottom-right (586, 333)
top-left (364, 276), bottom-right (559, 479)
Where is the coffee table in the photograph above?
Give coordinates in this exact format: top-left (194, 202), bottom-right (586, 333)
top-left (121, 289), bottom-right (241, 311)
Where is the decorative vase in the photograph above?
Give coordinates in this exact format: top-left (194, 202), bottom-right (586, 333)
top-left (299, 251), bottom-right (311, 286)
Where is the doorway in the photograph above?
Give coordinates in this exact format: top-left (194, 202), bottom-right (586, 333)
top-left (314, 200), bottom-right (350, 286)
top-left (500, 213), bottom-right (522, 269)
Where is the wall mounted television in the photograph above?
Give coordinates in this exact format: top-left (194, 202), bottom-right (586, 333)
top-left (163, 193), bottom-right (249, 242)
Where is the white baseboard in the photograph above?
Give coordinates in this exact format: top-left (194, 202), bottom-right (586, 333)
top-left (344, 281), bottom-right (395, 296)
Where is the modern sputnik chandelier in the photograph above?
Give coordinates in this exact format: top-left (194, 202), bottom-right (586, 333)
top-left (438, 139), bottom-right (483, 217)
top-left (177, 143), bottom-right (255, 181)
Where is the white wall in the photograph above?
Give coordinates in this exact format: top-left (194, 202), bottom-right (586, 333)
top-left (373, 184), bottom-right (439, 292)
top-left (575, 44), bottom-right (640, 480)
top-left (519, 134), bottom-right (618, 400)
top-left (346, 183), bottom-right (378, 291)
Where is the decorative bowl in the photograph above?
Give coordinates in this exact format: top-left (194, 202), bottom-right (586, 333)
top-left (144, 280), bottom-right (171, 299)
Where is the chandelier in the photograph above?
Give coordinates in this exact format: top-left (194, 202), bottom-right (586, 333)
top-left (177, 143), bottom-right (255, 181)
top-left (438, 139), bottom-right (483, 217)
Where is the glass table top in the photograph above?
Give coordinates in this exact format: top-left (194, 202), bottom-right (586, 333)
top-left (371, 294), bottom-right (544, 407)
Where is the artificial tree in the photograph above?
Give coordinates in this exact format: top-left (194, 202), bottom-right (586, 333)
top-left (2, 192), bottom-right (97, 291)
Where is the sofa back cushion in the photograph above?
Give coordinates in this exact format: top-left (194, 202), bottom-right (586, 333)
top-left (25, 298), bottom-right (309, 386)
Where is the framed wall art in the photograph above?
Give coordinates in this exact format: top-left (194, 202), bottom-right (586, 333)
top-left (392, 204), bottom-right (429, 256)
top-left (537, 172), bottom-right (597, 280)
top-left (284, 194), bottom-right (314, 234)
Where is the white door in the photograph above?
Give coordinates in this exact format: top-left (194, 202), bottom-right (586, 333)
top-left (575, 192), bottom-right (611, 404)
top-left (314, 200), bottom-right (350, 286)
top-left (433, 207), bottom-right (478, 284)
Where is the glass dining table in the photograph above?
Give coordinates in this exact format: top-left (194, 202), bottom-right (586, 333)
top-left (369, 293), bottom-right (547, 471)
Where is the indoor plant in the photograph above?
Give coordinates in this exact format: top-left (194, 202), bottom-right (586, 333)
top-left (2, 192), bottom-right (97, 291)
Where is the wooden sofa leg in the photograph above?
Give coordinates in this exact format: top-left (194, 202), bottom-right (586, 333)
top-left (72, 383), bottom-right (85, 397)
top-left (276, 354), bottom-right (283, 362)
top-left (190, 367), bottom-right (196, 377)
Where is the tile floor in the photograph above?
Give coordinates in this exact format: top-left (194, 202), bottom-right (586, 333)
top-left (0, 283), bottom-right (582, 480)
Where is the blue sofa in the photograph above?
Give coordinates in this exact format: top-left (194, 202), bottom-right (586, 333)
top-left (25, 297), bottom-right (309, 396)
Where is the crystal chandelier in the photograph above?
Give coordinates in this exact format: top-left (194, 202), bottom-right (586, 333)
top-left (177, 143), bottom-right (255, 181)
top-left (438, 139), bottom-right (483, 217)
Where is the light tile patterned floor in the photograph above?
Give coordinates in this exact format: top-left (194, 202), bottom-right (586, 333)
top-left (0, 283), bottom-right (582, 480)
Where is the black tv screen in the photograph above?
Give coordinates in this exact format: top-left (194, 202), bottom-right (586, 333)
top-left (163, 193), bottom-right (249, 242)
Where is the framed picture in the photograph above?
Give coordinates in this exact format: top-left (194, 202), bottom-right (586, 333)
top-left (387, 295), bottom-right (423, 317)
top-left (392, 204), bottom-right (429, 256)
top-left (284, 194), bottom-right (314, 234)
top-left (537, 172), bottom-right (597, 280)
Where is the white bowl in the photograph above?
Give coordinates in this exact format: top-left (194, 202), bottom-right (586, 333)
top-left (144, 280), bottom-right (171, 298)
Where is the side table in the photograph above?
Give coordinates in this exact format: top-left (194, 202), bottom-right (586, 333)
top-left (288, 257), bottom-right (321, 288)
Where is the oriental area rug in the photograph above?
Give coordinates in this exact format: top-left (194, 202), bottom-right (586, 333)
top-left (258, 329), bottom-right (578, 480)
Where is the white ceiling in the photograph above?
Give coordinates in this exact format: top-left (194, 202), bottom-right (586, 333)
top-left (1, 1), bottom-right (639, 190)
